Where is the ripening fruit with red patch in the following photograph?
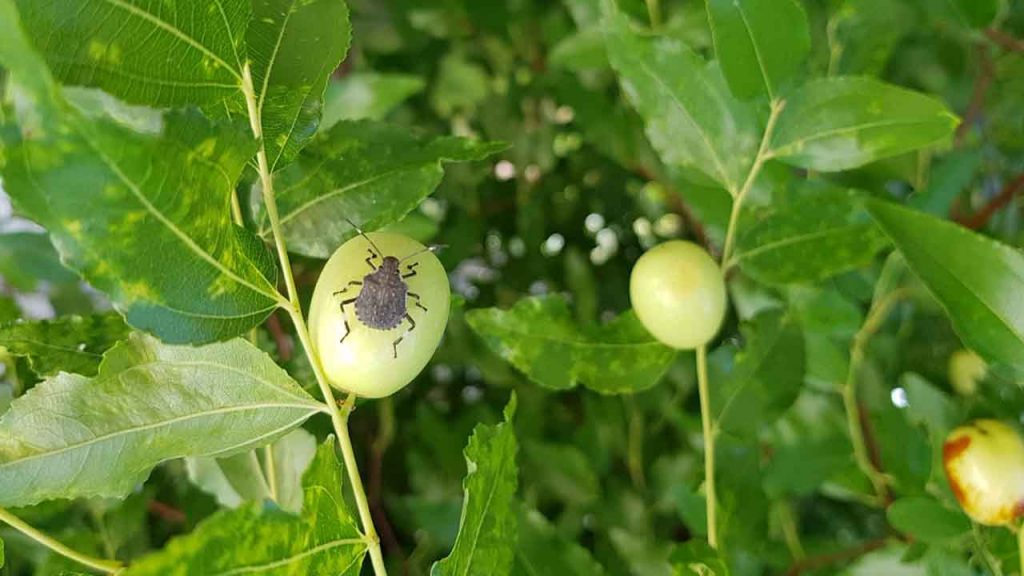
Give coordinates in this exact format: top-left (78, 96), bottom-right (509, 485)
top-left (629, 241), bottom-right (727, 350)
top-left (942, 419), bottom-right (1024, 526)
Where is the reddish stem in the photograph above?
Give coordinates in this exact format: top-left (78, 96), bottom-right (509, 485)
top-left (784, 538), bottom-right (889, 576)
top-left (955, 174), bottom-right (1024, 230)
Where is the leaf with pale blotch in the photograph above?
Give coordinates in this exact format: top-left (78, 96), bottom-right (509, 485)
top-left (126, 438), bottom-right (365, 576)
top-left (867, 200), bottom-right (1024, 372)
top-left (768, 77), bottom-right (958, 172)
top-left (712, 309), bottom-right (804, 438)
top-left (602, 0), bottom-right (759, 192)
top-left (707, 0), bottom-right (810, 100)
top-left (187, 427), bottom-right (316, 514)
top-left (258, 120), bottom-right (506, 258)
top-left (0, 313), bottom-right (129, 377)
top-left (0, 333), bottom-right (324, 507)
top-left (515, 505), bottom-right (604, 575)
top-left (466, 296), bottom-right (676, 394)
top-left (321, 72), bottom-right (425, 129)
top-left (732, 187), bottom-right (889, 284)
top-left (242, 0), bottom-right (351, 170)
top-left (432, 394), bottom-right (518, 576)
top-left (0, 7), bottom-right (281, 344)
top-left (14, 0), bottom-right (250, 106)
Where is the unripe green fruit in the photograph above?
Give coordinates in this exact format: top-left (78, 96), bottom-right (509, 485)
top-left (948, 348), bottom-right (986, 396)
top-left (629, 240), bottom-right (727, 350)
top-left (308, 232), bottom-right (450, 398)
top-left (943, 419), bottom-right (1024, 526)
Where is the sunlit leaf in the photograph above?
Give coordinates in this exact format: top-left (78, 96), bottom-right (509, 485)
top-left (242, 0), bottom-right (351, 170)
top-left (732, 187), bottom-right (889, 284)
top-left (769, 77), bottom-right (958, 171)
top-left (126, 438), bottom-right (365, 576)
top-left (867, 200), bottom-right (1024, 372)
top-left (0, 313), bottom-right (129, 377)
top-left (432, 394), bottom-right (518, 576)
top-left (14, 0), bottom-right (249, 106)
top-left (466, 296), bottom-right (676, 394)
top-left (260, 120), bottom-right (505, 258)
top-left (602, 0), bottom-right (759, 192)
top-left (0, 333), bottom-right (323, 507)
top-left (706, 0), bottom-right (810, 100)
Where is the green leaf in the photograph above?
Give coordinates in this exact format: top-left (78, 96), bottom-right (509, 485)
top-left (886, 496), bottom-right (970, 543)
top-left (514, 505), bottom-right (605, 576)
top-left (432, 394), bottom-right (518, 576)
top-left (126, 438), bottom-right (366, 576)
top-left (0, 313), bottom-right (129, 377)
top-left (187, 427), bottom-right (316, 514)
top-left (866, 200), bottom-right (1024, 372)
top-left (261, 120), bottom-right (505, 258)
top-left (706, 0), bottom-right (810, 100)
top-left (668, 540), bottom-right (729, 576)
top-left (242, 0), bottom-right (351, 171)
top-left (768, 77), bottom-right (958, 172)
top-left (732, 187), bottom-right (889, 284)
top-left (712, 309), bottom-right (804, 437)
top-left (1, 0), bottom-right (278, 342)
top-left (602, 0), bottom-right (759, 192)
top-left (2, 94), bottom-right (280, 342)
top-left (321, 73), bottom-right (426, 128)
top-left (0, 333), bottom-right (324, 507)
top-left (14, 0), bottom-right (250, 106)
top-left (466, 296), bottom-right (676, 394)
top-left (0, 232), bottom-right (77, 291)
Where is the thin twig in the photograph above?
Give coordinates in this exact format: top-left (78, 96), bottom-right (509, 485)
top-left (986, 28), bottom-right (1024, 53)
top-left (147, 500), bottom-right (186, 525)
top-left (955, 174), bottom-right (1024, 230)
top-left (955, 44), bottom-right (994, 147)
top-left (0, 507), bottom-right (124, 574)
top-left (784, 538), bottom-right (889, 576)
top-left (696, 344), bottom-right (717, 548)
top-left (265, 311), bottom-right (294, 362)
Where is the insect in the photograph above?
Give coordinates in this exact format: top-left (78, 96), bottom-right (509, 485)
top-left (333, 223), bottom-right (438, 359)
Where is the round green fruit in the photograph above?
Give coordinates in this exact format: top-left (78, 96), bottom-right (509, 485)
top-left (308, 232), bottom-right (450, 398)
top-left (943, 419), bottom-right (1024, 526)
top-left (629, 240), bottom-right (727, 350)
top-left (948, 348), bottom-right (986, 396)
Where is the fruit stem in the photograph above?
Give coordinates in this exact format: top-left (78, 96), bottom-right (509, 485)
top-left (721, 99), bottom-right (785, 265)
top-left (696, 344), bottom-right (718, 548)
top-left (1018, 523), bottom-right (1024, 576)
top-left (0, 506), bottom-right (124, 574)
top-left (645, 0), bottom-right (661, 29)
top-left (242, 62), bottom-right (387, 576)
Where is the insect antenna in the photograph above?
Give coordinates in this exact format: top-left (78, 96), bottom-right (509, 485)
top-left (400, 245), bottom-right (447, 263)
top-left (344, 217), bottom-right (384, 256)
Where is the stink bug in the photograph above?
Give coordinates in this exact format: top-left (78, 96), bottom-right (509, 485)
top-left (333, 222), bottom-right (439, 358)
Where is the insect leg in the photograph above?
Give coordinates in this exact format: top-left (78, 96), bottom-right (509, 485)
top-left (402, 261), bottom-right (421, 279)
top-left (365, 249), bottom-right (379, 271)
top-left (338, 297), bottom-right (358, 344)
top-left (332, 281), bottom-right (362, 297)
top-left (392, 313), bottom-right (417, 358)
top-left (407, 291), bottom-right (428, 312)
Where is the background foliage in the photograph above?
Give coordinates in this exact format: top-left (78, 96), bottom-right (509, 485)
top-left (1, 0), bottom-right (1023, 574)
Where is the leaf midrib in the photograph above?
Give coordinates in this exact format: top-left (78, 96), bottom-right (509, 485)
top-left (214, 537), bottom-right (366, 575)
top-left (457, 431), bottom-right (513, 576)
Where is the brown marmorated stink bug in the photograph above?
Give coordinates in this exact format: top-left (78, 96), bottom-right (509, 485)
top-left (333, 221), bottom-right (440, 359)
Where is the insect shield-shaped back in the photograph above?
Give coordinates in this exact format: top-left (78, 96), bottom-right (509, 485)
top-left (308, 232), bottom-right (450, 398)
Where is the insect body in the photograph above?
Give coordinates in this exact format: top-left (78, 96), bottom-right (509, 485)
top-left (333, 227), bottom-right (432, 359)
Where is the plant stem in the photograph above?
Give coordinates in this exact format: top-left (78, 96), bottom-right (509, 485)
top-left (264, 444), bottom-right (279, 502)
top-left (241, 63), bottom-right (387, 575)
top-left (721, 99), bottom-right (785, 265)
top-left (0, 507), bottom-right (124, 574)
top-left (1018, 524), bottom-right (1023, 576)
top-left (842, 289), bottom-right (907, 502)
top-left (696, 344), bottom-right (717, 548)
